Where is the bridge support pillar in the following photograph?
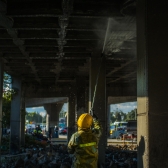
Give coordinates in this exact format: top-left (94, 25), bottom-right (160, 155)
top-left (10, 78), bottom-right (22, 154)
top-left (20, 87), bottom-right (25, 147)
top-left (44, 105), bottom-right (51, 137)
top-left (137, 1), bottom-right (168, 167)
top-left (89, 57), bottom-right (106, 167)
top-left (67, 93), bottom-right (76, 142)
top-left (46, 113), bottom-right (50, 132)
top-left (44, 103), bottom-right (63, 137)
top-left (107, 104), bottom-right (111, 137)
top-left (0, 59), bottom-right (4, 154)
top-left (49, 103), bottom-right (63, 127)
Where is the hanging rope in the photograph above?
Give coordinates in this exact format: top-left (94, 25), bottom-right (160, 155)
top-left (90, 18), bottom-right (110, 116)
top-left (90, 55), bottom-right (104, 116)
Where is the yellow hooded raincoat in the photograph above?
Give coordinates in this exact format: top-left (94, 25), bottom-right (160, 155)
top-left (68, 119), bottom-right (102, 168)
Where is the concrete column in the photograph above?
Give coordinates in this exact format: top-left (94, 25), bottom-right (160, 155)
top-left (44, 103), bottom-right (63, 127)
top-left (67, 93), bottom-right (76, 142)
top-left (49, 103), bottom-right (63, 127)
top-left (44, 104), bottom-right (51, 135)
top-left (10, 77), bottom-right (21, 154)
top-left (89, 57), bottom-right (106, 167)
top-left (107, 104), bottom-right (111, 137)
top-left (46, 114), bottom-right (50, 132)
top-left (0, 59), bottom-right (4, 157)
top-left (76, 77), bottom-right (86, 121)
top-left (20, 87), bottom-right (25, 146)
top-left (44, 104), bottom-right (52, 134)
top-left (137, 1), bottom-right (168, 167)
top-left (44, 103), bottom-right (63, 137)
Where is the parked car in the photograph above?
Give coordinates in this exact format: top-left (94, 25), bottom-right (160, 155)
top-left (59, 127), bottom-right (67, 134)
top-left (126, 120), bottom-right (137, 134)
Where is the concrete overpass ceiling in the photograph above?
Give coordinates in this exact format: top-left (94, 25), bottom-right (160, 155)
top-left (108, 96), bottom-right (137, 105)
top-left (25, 97), bottom-right (68, 107)
top-left (0, 0), bottom-right (137, 92)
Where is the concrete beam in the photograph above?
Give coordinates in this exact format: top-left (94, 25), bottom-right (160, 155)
top-left (0, 0), bottom-right (6, 14)
top-left (0, 2), bottom-right (40, 82)
top-left (67, 93), bottom-right (76, 142)
top-left (25, 84), bottom-right (136, 98)
top-left (108, 96), bottom-right (137, 105)
top-left (106, 85), bottom-right (137, 97)
top-left (25, 97), bottom-right (67, 107)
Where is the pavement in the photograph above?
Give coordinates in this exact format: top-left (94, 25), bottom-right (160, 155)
top-left (51, 134), bottom-right (137, 146)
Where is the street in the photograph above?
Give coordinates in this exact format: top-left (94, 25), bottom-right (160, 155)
top-left (51, 134), bottom-right (137, 146)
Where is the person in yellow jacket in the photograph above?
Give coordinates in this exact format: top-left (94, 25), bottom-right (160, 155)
top-left (68, 113), bottom-right (102, 168)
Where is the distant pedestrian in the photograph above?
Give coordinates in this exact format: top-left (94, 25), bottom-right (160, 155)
top-left (54, 125), bottom-right (59, 138)
top-left (48, 127), bottom-right (52, 140)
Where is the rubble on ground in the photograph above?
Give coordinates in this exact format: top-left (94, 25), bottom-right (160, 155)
top-left (0, 135), bottom-right (137, 168)
top-left (105, 145), bottom-right (137, 168)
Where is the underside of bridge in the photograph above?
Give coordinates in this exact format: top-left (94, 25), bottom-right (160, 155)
top-left (1, 1), bottom-right (168, 168)
top-left (0, 0), bottom-right (137, 166)
top-left (0, 0), bottom-right (137, 96)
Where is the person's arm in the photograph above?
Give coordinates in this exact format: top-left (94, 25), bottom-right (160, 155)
top-left (92, 116), bottom-right (102, 141)
top-left (67, 133), bottom-right (77, 154)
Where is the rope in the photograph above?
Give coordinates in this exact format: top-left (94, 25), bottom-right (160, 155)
top-left (90, 18), bottom-right (110, 115)
top-left (90, 56), bottom-right (104, 116)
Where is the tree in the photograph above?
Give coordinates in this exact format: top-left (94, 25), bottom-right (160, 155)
top-left (25, 112), bottom-right (45, 124)
top-left (2, 72), bottom-right (25, 128)
top-left (2, 91), bottom-right (11, 128)
top-left (110, 110), bottom-right (127, 124)
top-left (109, 112), bottom-right (116, 123)
top-left (2, 73), bottom-right (14, 128)
top-left (126, 108), bottom-right (137, 120)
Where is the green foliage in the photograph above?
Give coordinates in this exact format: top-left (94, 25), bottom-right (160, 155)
top-left (110, 108), bottom-right (137, 124)
top-left (25, 112), bottom-right (46, 124)
top-left (59, 110), bottom-right (67, 118)
top-left (24, 134), bottom-right (48, 148)
top-left (1, 135), bottom-right (47, 153)
top-left (24, 134), bottom-right (37, 147)
top-left (1, 136), bottom-right (9, 153)
top-left (126, 109), bottom-right (137, 120)
top-left (2, 73), bottom-right (18, 127)
top-left (2, 90), bottom-right (12, 127)
top-left (3, 72), bottom-right (12, 89)
top-left (110, 110), bottom-right (127, 124)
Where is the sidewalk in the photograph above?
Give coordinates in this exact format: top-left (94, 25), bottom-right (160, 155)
top-left (50, 135), bottom-right (137, 146)
top-left (50, 134), bottom-right (67, 144)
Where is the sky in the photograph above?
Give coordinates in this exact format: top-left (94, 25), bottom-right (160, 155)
top-left (26, 102), bottom-right (137, 115)
top-left (110, 102), bottom-right (137, 113)
top-left (26, 106), bottom-right (46, 117)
